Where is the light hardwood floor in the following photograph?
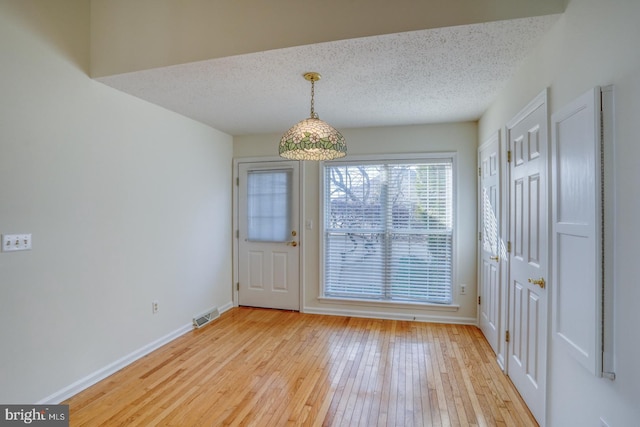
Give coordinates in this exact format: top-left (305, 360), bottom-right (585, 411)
top-left (64, 307), bottom-right (537, 426)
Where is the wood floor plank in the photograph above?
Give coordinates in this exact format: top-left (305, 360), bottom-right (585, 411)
top-left (64, 307), bottom-right (537, 426)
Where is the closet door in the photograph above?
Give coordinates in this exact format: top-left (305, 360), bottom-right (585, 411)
top-left (551, 87), bottom-right (603, 376)
top-left (507, 90), bottom-right (549, 426)
top-left (478, 132), bottom-right (501, 356)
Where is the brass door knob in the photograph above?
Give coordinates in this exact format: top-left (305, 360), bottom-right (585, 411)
top-left (490, 256), bottom-right (499, 262)
top-left (528, 277), bottom-right (546, 289)
top-left (287, 241), bottom-right (298, 247)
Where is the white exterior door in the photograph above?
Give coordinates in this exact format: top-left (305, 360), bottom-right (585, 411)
top-left (237, 161), bottom-right (300, 310)
top-left (507, 91), bottom-right (549, 425)
top-left (478, 132), bottom-right (501, 356)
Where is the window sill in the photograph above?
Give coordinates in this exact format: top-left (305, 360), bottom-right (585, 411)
top-left (317, 296), bottom-right (460, 312)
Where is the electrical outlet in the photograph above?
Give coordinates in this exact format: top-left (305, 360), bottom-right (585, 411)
top-left (152, 300), bottom-right (159, 314)
top-left (2, 234), bottom-right (32, 252)
top-left (460, 284), bottom-right (467, 295)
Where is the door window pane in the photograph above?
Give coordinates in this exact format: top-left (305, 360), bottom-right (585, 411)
top-left (247, 169), bottom-right (292, 242)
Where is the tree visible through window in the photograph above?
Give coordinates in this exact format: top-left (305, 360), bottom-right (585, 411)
top-left (323, 158), bottom-right (453, 304)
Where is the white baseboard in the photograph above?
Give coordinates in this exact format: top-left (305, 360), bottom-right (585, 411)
top-left (218, 301), bottom-right (234, 314)
top-left (38, 300), bottom-right (234, 404)
top-left (303, 306), bottom-right (477, 325)
top-left (496, 354), bottom-right (506, 372)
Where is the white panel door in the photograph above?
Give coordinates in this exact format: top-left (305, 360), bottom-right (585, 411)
top-left (551, 87), bottom-right (602, 375)
top-left (478, 132), bottom-right (501, 356)
top-left (507, 91), bottom-right (548, 426)
top-left (238, 161), bottom-right (300, 310)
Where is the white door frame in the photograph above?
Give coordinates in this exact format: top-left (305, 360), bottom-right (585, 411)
top-left (232, 156), bottom-right (305, 311)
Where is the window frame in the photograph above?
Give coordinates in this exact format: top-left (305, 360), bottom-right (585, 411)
top-left (319, 152), bottom-right (458, 309)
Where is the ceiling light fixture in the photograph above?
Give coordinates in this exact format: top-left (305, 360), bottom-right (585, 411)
top-left (279, 72), bottom-right (346, 161)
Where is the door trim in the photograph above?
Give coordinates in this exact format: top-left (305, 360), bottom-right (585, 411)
top-left (232, 156), bottom-right (305, 311)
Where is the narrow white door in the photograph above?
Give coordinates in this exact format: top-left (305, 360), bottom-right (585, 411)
top-left (238, 161), bottom-right (300, 310)
top-left (551, 87), bottom-right (603, 375)
top-left (478, 133), bottom-right (501, 356)
top-left (507, 91), bottom-right (549, 425)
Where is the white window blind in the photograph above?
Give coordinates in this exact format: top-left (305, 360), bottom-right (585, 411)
top-left (323, 159), bottom-right (453, 304)
top-left (247, 169), bottom-right (292, 242)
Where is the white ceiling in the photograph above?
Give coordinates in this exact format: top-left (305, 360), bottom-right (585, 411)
top-left (97, 15), bottom-right (559, 136)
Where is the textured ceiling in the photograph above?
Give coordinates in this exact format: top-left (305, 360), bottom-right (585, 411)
top-left (97, 15), bottom-right (559, 136)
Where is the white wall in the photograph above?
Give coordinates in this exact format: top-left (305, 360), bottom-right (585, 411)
top-left (0, 0), bottom-right (233, 403)
top-left (235, 122), bottom-right (478, 323)
top-left (479, 0), bottom-right (640, 425)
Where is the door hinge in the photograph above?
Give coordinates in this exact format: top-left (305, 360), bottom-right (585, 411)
top-left (478, 296), bottom-right (481, 305)
top-left (505, 330), bottom-right (510, 343)
top-left (507, 150), bottom-right (512, 163)
top-left (236, 282), bottom-right (239, 291)
top-left (236, 177), bottom-right (239, 186)
top-left (478, 231), bottom-right (482, 241)
top-left (507, 241), bottom-right (512, 253)
top-left (478, 167), bottom-right (481, 177)
top-left (236, 230), bottom-right (239, 238)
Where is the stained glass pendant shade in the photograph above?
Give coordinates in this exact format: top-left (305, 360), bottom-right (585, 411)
top-left (279, 72), bottom-right (347, 161)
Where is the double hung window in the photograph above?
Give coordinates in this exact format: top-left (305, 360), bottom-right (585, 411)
top-left (322, 155), bottom-right (454, 304)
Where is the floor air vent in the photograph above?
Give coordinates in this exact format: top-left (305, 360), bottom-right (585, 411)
top-left (193, 307), bottom-right (219, 329)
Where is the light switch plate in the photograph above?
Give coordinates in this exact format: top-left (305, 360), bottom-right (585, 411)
top-left (2, 234), bottom-right (32, 252)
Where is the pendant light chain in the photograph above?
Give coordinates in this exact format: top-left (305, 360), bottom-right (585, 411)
top-left (310, 78), bottom-right (316, 118)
